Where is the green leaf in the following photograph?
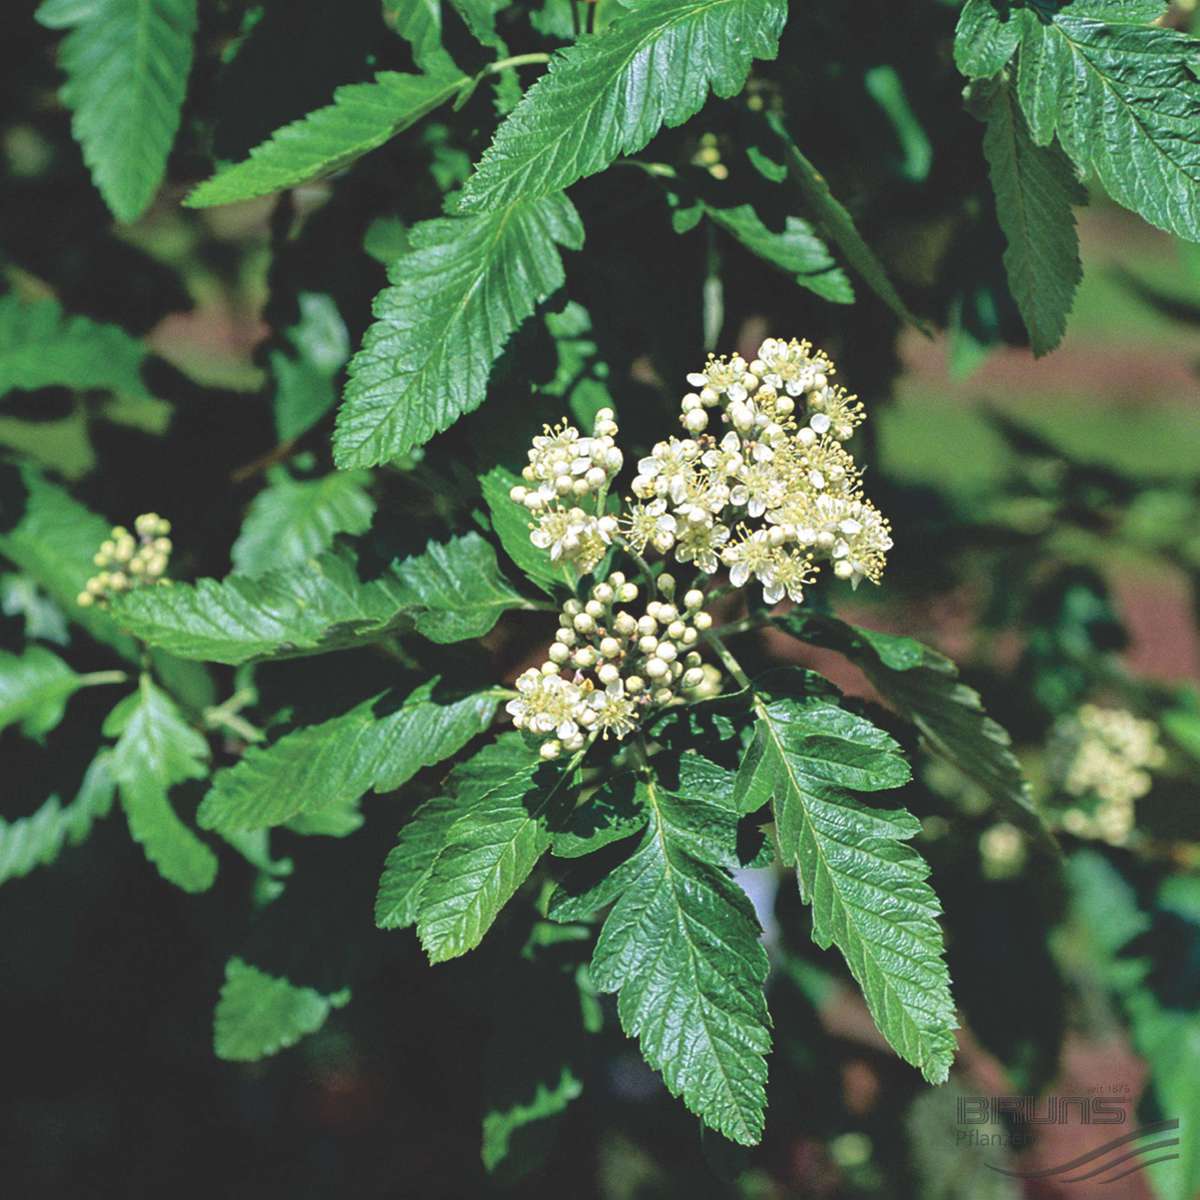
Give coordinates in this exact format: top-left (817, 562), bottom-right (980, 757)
top-left (108, 534), bottom-right (523, 664)
top-left (271, 293), bottom-right (351, 443)
top-left (0, 752), bottom-right (116, 886)
top-left (214, 957), bottom-right (350, 1061)
top-left (104, 674), bottom-right (217, 893)
top-left (415, 735), bottom-right (570, 962)
top-left (384, 0), bottom-right (459, 74)
top-left (550, 773), bottom-right (648, 858)
top-left (765, 113), bottom-right (929, 332)
top-left (375, 793), bottom-right (465, 929)
top-left (0, 461), bottom-right (139, 658)
top-left (578, 757), bottom-right (771, 1145)
top-left (334, 193), bottom-right (583, 467)
top-left (389, 532), bottom-right (526, 643)
top-left (231, 469), bottom-right (376, 574)
top-left (479, 465), bottom-right (565, 594)
top-left (954, 0), bottom-right (1022, 79)
top-left (0, 294), bottom-right (150, 400)
top-left (697, 203), bottom-right (854, 304)
top-left (742, 676), bottom-right (957, 1085)
top-left (185, 68), bottom-right (467, 207)
top-left (0, 574), bottom-right (70, 646)
top-left (781, 614), bottom-right (1047, 838)
top-left (0, 645), bottom-right (86, 738)
top-left (198, 680), bottom-right (498, 833)
top-left (980, 82), bottom-right (1084, 355)
top-left (456, 0), bottom-right (788, 213)
top-left (1015, 7), bottom-right (1200, 241)
top-left (36, 0), bottom-right (197, 223)
top-left (483, 1064), bottom-right (582, 1174)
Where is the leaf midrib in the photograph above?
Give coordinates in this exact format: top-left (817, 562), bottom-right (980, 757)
top-left (462, 0), bottom-right (739, 208)
top-left (753, 697), bottom-right (947, 1067)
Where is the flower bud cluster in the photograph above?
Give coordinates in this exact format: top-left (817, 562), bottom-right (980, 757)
top-left (508, 409), bottom-right (623, 573)
top-left (1050, 704), bottom-right (1166, 845)
top-left (78, 513), bottom-right (173, 607)
top-left (505, 572), bottom-right (718, 758)
top-left (621, 336), bottom-right (891, 603)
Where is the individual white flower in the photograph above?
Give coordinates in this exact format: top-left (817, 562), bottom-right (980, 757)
top-left (701, 430), bottom-right (744, 478)
top-left (636, 437), bottom-right (701, 505)
top-left (756, 337), bottom-right (832, 398)
top-left (730, 458), bottom-right (786, 518)
top-left (721, 528), bottom-right (775, 589)
top-left (621, 498), bottom-right (677, 554)
top-left (687, 353), bottom-right (750, 404)
top-left (674, 521), bottom-right (730, 573)
top-left (761, 549), bottom-right (815, 605)
top-left (587, 685), bottom-right (639, 740)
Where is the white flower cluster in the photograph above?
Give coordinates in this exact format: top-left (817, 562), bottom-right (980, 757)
top-left (624, 336), bottom-right (891, 604)
top-left (505, 573), bottom-right (719, 759)
top-left (78, 513), bottom-right (172, 607)
top-left (1051, 704), bottom-right (1167, 844)
top-left (508, 409), bottom-right (623, 574)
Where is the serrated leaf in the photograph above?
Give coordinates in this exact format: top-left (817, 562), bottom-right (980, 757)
top-left (0, 645), bottom-right (85, 738)
top-left (198, 680), bottom-right (498, 833)
top-left (550, 773), bottom-right (648, 859)
top-left (214, 957), bottom-right (350, 1061)
top-left (781, 614), bottom-right (1047, 839)
top-left (271, 292), bottom-right (351, 442)
top-left (108, 534), bottom-right (523, 663)
top-left (483, 1064), bottom-right (582, 1173)
top-left (954, 0), bottom-right (1023, 79)
top-left (0, 461), bottom-right (139, 658)
top-left (581, 758), bottom-right (771, 1146)
top-left (412, 734), bottom-right (571, 960)
top-left (480, 465), bottom-right (566, 595)
top-left (0, 294), bottom-right (150, 400)
top-left (185, 68), bottom-right (467, 207)
top-left (334, 193), bottom-right (583, 467)
top-left (1016, 7), bottom-right (1200, 241)
top-left (375, 793), bottom-right (465, 928)
top-left (104, 674), bottom-right (216, 892)
top-left (765, 113), bottom-right (929, 332)
top-left (456, 0), bottom-right (788, 213)
top-left (415, 735), bottom-right (571, 962)
top-left (384, 0), bottom-right (459, 74)
top-left (697, 203), bottom-right (854, 304)
top-left (37, 0), bottom-right (197, 223)
top-left (743, 676), bottom-right (957, 1085)
top-left (981, 82), bottom-right (1084, 355)
top-left (0, 752), bottom-right (115, 886)
top-left (0, 574), bottom-right (70, 646)
top-left (231, 469), bottom-right (376, 574)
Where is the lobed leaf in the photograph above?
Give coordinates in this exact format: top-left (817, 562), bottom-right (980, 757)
top-left (0, 645), bottom-right (87, 739)
top-left (37, 0), bottom-right (197, 223)
top-left (456, 0), bottom-right (788, 212)
top-left (1015, 6), bottom-right (1200, 241)
top-left (981, 82), bottom-right (1085, 355)
top-left (954, 0), bottom-right (1023, 79)
top-left (185, 68), bottom-right (467, 208)
top-left (109, 534), bottom-right (523, 664)
top-left (214, 957), bottom-right (350, 1061)
top-left (415, 736), bottom-right (572, 963)
top-left (780, 614), bottom-right (1047, 838)
top-left (334, 193), bottom-right (583, 467)
top-left (199, 681), bottom-right (498, 833)
top-left (0, 294), bottom-right (150, 400)
top-left (0, 752), bottom-right (116, 886)
top-left (577, 757), bottom-right (772, 1145)
top-left (104, 674), bottom-right (216, 892)
top-left (692, 203), bottom-right (854, 304)
top-left (741, 676), bottom-right (958, 1085)
top-left (231, 469), bottom-right (376, 575)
